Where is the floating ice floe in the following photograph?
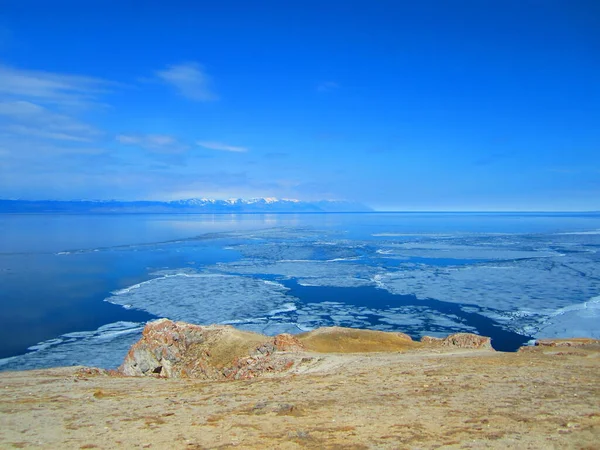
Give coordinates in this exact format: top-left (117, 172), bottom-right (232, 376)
top-left (106, 272), bottom-right (295, 325)
top-left (298, 302), bottom-right (477, 337)
top-left (0, 322), bottom-right (143, 371)
top-left (554, 230), bottom-right (600, 235)
top-left (377, 255), bottom-right (600, 336)
top-left (216, 298), bottom-right (481, 340)
top-left (216, 259), bottom-right (379, 288)
top-left (206, 229), bottom-right (600, 340)
top-left (8, 226), bottom-right (599, 371)
top-left (373, 242), bottom-right (560, 261)
top-left (537, 296), bottom-right (600, 339)
top-left (230, 240), bottom-right (364, 262)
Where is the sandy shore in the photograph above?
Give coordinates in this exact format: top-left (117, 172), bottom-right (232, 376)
top-left (1, 341), bottom-right (599, 449)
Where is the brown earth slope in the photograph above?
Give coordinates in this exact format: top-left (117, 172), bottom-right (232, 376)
top-left (0, 324), bottom-right (599, 449)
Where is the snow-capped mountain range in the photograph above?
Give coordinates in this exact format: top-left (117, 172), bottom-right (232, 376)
top-left (0, 198), bottom-right (372, 213)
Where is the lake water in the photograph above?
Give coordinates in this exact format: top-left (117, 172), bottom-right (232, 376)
top-left (1, 212), bottom-right (599, 370)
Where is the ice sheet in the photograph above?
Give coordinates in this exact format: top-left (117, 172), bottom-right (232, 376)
top-left (7, 225), bottom-right (600, 371)
top-left (218, 299), bottom-right (479, 339)
top-left (215, 259), bottom-right (379, 288)
top-left (210, 229), bottom-right (600, 340)
top-left (537, 296), bottom-right (600, 339)
top-left (106, 272), bottom-right (294, 325)
top-left (377, 255), bottom-right (600, 336)
top-left (0, 322), bottom-right (143, 371)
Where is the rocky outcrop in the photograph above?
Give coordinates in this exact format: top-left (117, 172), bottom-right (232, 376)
top-left (421, 333), bottom-right (494, 350)
top-left (120, 321), bottom-right (498, 379)
top-left (119, 319), bottom-right (305, 380)
top-left (534, 338), bottom-right (600, 347)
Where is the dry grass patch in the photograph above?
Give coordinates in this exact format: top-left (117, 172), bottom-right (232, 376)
top-left (184, 328), bottom-right (267, 369)
top-left (298, 327), bottom-right (419, 353)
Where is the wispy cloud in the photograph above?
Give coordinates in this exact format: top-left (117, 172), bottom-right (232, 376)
top-left (156, 62), bottom-right (217, 102)
top-left (117, 134), bottom-right (189, 154)
top-left (317, 81), bottom-right (340, 92)
top-left (0, 65), bottom-right (113, 108)
top-left (3, 124), bottom-right (94, 143)
top-left (197, 141), bottom-right (248, 153)
top-left (0, 64), bottom-right (116, 183)
top-left (0, 100), bottom-right (101, 142)
top-left (0, 63), bottom-right (117, 190)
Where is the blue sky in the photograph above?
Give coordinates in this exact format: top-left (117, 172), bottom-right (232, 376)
top-left (0, 0), bottom-right (598, 210)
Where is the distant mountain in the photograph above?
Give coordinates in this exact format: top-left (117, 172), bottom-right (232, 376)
top-left (0, 198), bottom-right (372, 213)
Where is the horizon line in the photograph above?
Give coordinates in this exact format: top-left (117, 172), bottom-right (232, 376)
top-left (0, 198), bottom-right (598, 214)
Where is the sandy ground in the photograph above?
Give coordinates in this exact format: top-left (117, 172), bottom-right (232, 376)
top-left (1, 346), bottom-right (599, 449)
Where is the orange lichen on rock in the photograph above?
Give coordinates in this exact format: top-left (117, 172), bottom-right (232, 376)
top-left (119, 319), bottom-right (304, 380)
top-left (121, 320), bottom-right (500, 380)
top-left (421, 332), bottom-right (494, 350)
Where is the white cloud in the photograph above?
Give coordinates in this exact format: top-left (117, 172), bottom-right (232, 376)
top-left (0, 100), bottom-right (44, 116)
top-left (117, 134), bottom-right (188, 154)
top-left (0, 100), bottom-right (101, 142)
top-left (0, 65), bottom-right (113, 107)
top-left (3, 125), bottom-right (92, 142)
top-left (0, 138), bottom-right (107, 157)
top-left (0, 64), bottom-right (113, 152)
top-left (156, 62), bottom-right (217, 101)
top-left (197, 141), bottom-right (247, 153)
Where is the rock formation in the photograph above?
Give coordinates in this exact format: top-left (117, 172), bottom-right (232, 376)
top-left (120, 320), bottom-right (500, 379)
top-left (119, 319), bottom-right (305, 380)
top-left (534, 338), bottom-right (600, 347)
top-left (421, 332), bottom-right (494, 350)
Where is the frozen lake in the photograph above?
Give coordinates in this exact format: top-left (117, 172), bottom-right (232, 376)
top-left (1, 212), bottom-right (599, 370)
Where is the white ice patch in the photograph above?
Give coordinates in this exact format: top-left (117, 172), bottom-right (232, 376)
top-left (372, 233), bottom-right (456, 238)
top-left (374, 242), bottom-right (559, 260)
top-left (149, 267), bottom-right (200, 277)
top-left (198, 290), bottom-right (479, 340)
top-left (230, 238), bottom-right (362, 262)
top-left (106, 272), bottom-right (295, 325)
top-left (268, 303), bottom-right (298, 315)
top-left (378, 255), bottom-right (600, 338)
top-left (554, 230), bottom-right (600, 235)
top-left (326, 257), bottom-right (362, 262)
top-left (27, 338), bottom-right (64, 352)
top-left (537, 296), bottom-right (600, 339)
top-left (297, 277), bottom-right (372, 288)
top-left (205, 230), bottom-right (599, 340)
top-left (244, 323), bottom-right (305, 335)
top-left (291, 302), bottom-right (476, 338)
top-left (217, 259), bottom-right (378, 288)
top-left (0, 321), bottom-right (143, 371)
